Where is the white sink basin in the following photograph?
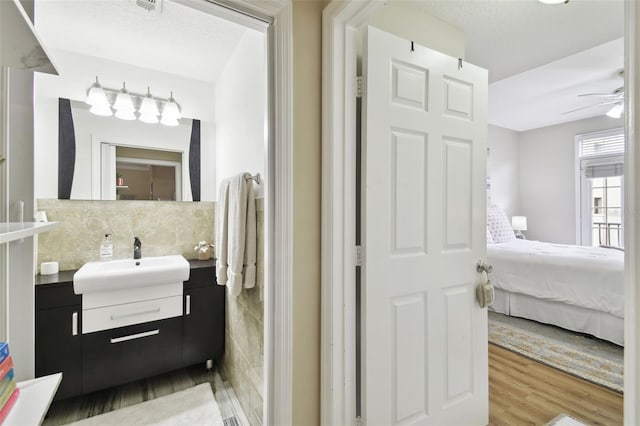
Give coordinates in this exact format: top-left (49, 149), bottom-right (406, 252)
top-left (73, 255), bottom-right (190, 294)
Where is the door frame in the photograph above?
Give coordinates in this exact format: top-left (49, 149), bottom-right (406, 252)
top-left (321, 1), bottom-right (639, 425)
top-left (176, 1), bottom-right (293, 425)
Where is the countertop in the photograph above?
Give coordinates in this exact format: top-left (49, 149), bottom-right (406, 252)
top-left (35, 258), bottom-right (215, 285)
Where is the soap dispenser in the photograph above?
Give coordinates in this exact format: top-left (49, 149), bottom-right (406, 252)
top-left (100, 233), bottom-right (113, 261)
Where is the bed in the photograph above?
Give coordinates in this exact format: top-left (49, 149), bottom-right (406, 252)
top-left (486, 206), bottom-right (625, 346)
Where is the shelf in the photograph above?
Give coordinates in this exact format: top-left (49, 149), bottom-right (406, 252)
top-left (0, 0), bottom-right (59, 74)
top-left (116, 185), bottom-right (129, 189)
top-left (0, 222), bottom-right (58, 244)
top-left (4, 373), bottom-right (62, 425)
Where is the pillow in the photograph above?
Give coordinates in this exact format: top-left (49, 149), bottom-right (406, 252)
top-left (486, 227), bottom-right (494, 245)
top-left (487, 205), bottom-right (516, 243)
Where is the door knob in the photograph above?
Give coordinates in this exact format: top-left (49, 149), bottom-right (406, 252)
top-left (476, 261), bottom-right (493, 274)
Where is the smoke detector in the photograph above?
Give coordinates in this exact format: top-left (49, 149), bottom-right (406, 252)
top-left (135, 0), bottom-right (163, 14)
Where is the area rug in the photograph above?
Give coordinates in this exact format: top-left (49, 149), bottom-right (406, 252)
top-left (489, 311), bottom-right (623, 393)
top-left (66, 383), bottom-right (223, 426)
top-left (545, 413), bottom-right (589, 426)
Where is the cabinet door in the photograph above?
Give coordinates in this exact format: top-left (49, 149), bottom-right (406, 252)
top-left (35, 305), bottom-right (82, 399)
top-left (82, 317), bottom-right (182, 394)
top-left (182, 285), bottom-right (225, 366)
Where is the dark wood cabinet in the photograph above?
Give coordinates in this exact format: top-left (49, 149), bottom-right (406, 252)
top-left (35, 280), bottom-right (82, 400)
top-left (82, 317), bottom-right (182, 393)
top-left (35, 260), bottom-right (222, 399)
top-left (182, 265), bottom-right (224, 366)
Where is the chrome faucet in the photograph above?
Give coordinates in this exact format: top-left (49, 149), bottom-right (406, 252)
top-left (133, 237), bottom-right (142, 259)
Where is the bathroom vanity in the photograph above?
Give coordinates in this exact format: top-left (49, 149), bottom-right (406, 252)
top-left (34, 259), bottom-right (223, 399)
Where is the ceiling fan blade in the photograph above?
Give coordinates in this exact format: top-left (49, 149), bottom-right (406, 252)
top-left (562, 100), bottom-right (621, 115)
top-left (578, 93), bottom-right (624, 98)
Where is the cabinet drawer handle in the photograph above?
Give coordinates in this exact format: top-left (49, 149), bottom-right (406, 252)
top-left (72, 312), bottom-right (78, 336)
top-left (186, 295), bottom-right (191, 315)
top-left (110, 329), bottom-right (159, 344)
top-left (110, 307), bottom-right (160, 321)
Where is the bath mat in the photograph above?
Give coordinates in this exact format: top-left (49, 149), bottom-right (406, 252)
top-left (545, 413), bottom-right (589, 426)
top-left (489, 311), bottom-right (623, 393)
top-left (66, 383), bottom-right (223, 426)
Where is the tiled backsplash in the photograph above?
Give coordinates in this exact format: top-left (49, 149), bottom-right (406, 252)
top-left (36, 199), bottom-right (215, 272)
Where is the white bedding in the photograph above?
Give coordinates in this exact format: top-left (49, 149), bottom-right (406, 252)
top-left (487, 239), bottom-right (624, 318)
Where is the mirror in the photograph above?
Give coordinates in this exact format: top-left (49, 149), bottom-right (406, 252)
top-left (58, 98), bottom-right (202, 201)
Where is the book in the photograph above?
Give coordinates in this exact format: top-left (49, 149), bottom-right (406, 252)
top-left (0, 388), bottom-right (19, 425)
top-left (0, 370), bottom-right (14, 397)
top-left (0, 381), bottom-right (15, 410)
top-left (0, 358), bottom-right (12, 383)
top-left (0, 344), bottom-right (7, 366)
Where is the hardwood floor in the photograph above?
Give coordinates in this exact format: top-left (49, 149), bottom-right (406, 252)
top-left (490, 343), bottom-right (623, 426)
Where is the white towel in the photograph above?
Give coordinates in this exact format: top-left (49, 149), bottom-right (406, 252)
top-left (216, 173), bottom-right (258, 296)
top-left (215, 178), bottom-right (230, 286)
top-left (243, 177), bottom-right (257, 289)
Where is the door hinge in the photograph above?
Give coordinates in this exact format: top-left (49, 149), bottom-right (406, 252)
top-left (355, 245), bottom-right (363, 267)
top-left (356, 76), bottom-right (363, 98)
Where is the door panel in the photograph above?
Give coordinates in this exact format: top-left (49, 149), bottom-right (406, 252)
top-left (362, 26), bottom-right (488, 426)
top-left (391, 129), bottom-right (427, 255)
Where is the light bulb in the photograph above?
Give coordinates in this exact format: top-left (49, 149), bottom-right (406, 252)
top-left (139, 112), bottom-right (159, 124)
top-left (89, 103), bottom-right (113, 117)
top-left (139, 86), bottom-right (160, 117)
top-left (162, 91), bottom-right (182, 120)
top-left (115, 108), bottom-right (136, 120)
top-left (606, 103), bottom-right (624, 119)
top-left (86, 76), bottom-right (109, 107)
top-left (113, 82), bottom-right (135, 113)
top-left (160, 115), bottom-right (179, 126)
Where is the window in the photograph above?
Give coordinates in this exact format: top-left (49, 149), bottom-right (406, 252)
top-left (576, 128), bottom-right (624, 247)
top-left (590, 176), bottom-right (622, 246)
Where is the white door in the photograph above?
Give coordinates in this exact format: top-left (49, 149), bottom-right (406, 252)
top-left (362, 27), bottom-right (488, 425)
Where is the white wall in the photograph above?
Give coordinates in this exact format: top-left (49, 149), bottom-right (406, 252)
top-left (214, 29), bottom-right (266, 196)
top-left (488, 125), bottom-right (520, 219)
top-left (519, 115), bottom-right (624, 244)
top-left (367, 1), bottom-right (465, 59)
top-left (34, 49), bottom-right (216, 201)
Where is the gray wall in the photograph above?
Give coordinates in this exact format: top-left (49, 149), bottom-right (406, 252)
top-left (488, 125), bottom-right (520, 219)
top-left (519, 115), bottom-right (624, 244)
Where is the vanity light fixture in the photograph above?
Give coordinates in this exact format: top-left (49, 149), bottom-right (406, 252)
top-left (113, 82), bottom-right (136, 120)
top-left (139, 86), bottom-right (160, 124)
top-left (85, 78), bottom-right (181, 126)
top-left (85, 76), bottom-right (109, 107)
top-left (160, 91), bottom-right (181, 126)
top-left (162, 92), bottom-right (182, 120)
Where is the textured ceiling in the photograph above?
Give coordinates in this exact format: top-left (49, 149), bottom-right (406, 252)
top-left (415, 0), bottom-right (624, 83)
top-left (489, 38), bottom-right (624, 132)
top-left (413, 0), bottom-right (625, 131)
top-left (34, 0), bottom-right (247, 83)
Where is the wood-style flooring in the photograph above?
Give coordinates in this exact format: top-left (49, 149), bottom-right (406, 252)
top-left (490, 343), bottom-right (623, 426)
top-left (43, 345), bottom-right (622, 426)
top-left (42, 364), bottom-right (248, 426)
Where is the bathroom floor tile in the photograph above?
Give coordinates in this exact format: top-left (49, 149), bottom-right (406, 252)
top-left (43, 363), bottom-right (249, 426)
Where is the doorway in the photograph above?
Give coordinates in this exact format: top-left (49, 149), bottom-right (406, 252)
top-left (322, 0), bottom-right (636, 424)
top-left (16, 0), bottom-right (293, 425)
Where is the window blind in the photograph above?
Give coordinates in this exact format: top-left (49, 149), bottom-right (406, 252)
top-left (583, 163), bottom-right (624, 178)
top-left (578, 132), bottom-right (625, 158)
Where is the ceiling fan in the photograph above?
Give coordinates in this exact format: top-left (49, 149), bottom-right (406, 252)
top-left (562, 70), bottom-right (625, 118)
